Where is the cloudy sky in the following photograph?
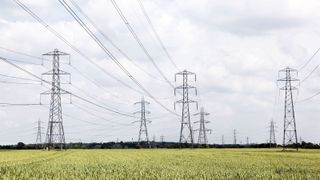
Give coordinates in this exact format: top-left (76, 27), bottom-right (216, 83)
top-left (0, 0), bottom-right (320, 145)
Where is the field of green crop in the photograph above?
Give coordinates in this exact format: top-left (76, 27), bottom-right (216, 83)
top-left (0, 148), bottom-right (319, 179)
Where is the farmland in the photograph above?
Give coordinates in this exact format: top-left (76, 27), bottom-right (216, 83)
top-left (0, 149), bottom-right (319, 179)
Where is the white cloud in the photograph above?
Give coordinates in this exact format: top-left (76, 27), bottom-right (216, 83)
top-left (0, 0), bottom-right (319, 144)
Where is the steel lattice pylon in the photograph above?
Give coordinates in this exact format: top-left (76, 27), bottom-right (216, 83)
top-left (194, 107), bottom-right (211, 146)
top-left (269, 120), bottom-right (276, 147)
top-left (278, 67), bottom-right (299, 151)
top-left (174, 70), bottom-right (198, 146)
top-left (134, 96), bottom-right (151, 148)
top-left (35, 119), bottom-right (43, 148)
top-left (42, 49), bottom-right (70, 150)
top-left (233, 129), bottom-right (237, 145)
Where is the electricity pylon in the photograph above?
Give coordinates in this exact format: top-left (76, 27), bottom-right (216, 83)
top-left (222, 135), bottom-right (224, 146)
top-left (35, 119), bottom-right (43, 149)
top-left (269, 120), bottom-right (276, 147)
top-left (134, 96), bottom-right (151, 148)
top-left (160, 135), bottom-right (164, 143)
top-left (278, 67), bottom-right (299, 151)
top-left (174, 70), bottom-right (198, 146)
top-left (194, 107), bottom-right (211, 147)
top-left (233, 129), bottom-right (237, 145)
top-left (42, 49), bottom-right (70, 150)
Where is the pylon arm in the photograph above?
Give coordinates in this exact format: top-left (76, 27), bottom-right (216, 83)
top-left (133, 110), bottom-right (150, 114)
top-left (277, 78), bottom-right (299, 82)
top-left (134, 101), bottom-right (150, 105)
top-left (43, 50), bottom-right (69, 56)
top-left (279, 86), bottom-right (298, 90)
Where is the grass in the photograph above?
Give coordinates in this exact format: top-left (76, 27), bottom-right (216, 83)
top-left (0, 148), bottom-right (319, 179)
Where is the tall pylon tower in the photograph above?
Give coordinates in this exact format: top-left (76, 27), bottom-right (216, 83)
top-left (134, 96), bottom-right (151, 148)
top-left (194, 107), bottom-right (211, 146)
top-left (42, 49), bottom-right (70, 150)
top-left (174, 70), bottom-right (198, 146)
top-left (35, 119), bottom-right (43, 148)
top-left (269, 120), bottom-right (277, 147)
top-left (278, 67), bottom-right (299, 151)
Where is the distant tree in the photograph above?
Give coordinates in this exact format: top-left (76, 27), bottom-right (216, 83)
top-left (16, 142), bottom-right (25, 149)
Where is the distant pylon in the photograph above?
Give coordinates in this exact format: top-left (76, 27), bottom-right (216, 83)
top-left (222, 135), bottom-right (224, 146)
top-left (269, 120), bottom-right (276, 147)
top-left (35, 119), bottom-right (43, 148)
top-left (134, 96), bottom-right (151, 148)
top-left (233, 129), bottom-right (237, 145)
top-left (194, 107), bottom-right (211, 146)
top-left (246, 137), bottom-right (249, 145)
top-left (160, 135), bottom-right (164, 143)
top-left (42, 49), bottom-right (71, 150)
top-left (278, 67), bottom-right (299, 151)
top-left (174, 70), bottom-right (198, 146)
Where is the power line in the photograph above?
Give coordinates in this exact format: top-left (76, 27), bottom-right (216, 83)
top-left (1, 57), bottom-right (42, 66)
top-left (136, 0), bottom-right (179, 71)
top-left (110, 0), bottom-right (176, 89)
top-left (0, 80), bottom-right (41, 85)
top-left (70, 65), bottom-right (129, 105)
top-left (3, 46), bottom-right (131, 105)
top-left (58, 0), bottom-right (178, 116)
top-left (1, 53), bottom-right (134, 118)
top-left (0, 46), bottom-right (50, 63)
top-left (0, 56), bottom-right (138, 118)
top-left (0, 73), bottom-right (40, 82)
top-left (13, 0), bottom-right (142, 95)
top-left (0, 103), bottom-right (42, 107)
top-left (300, 62), bottom-right (320, 85)
top-left (72, 103), bottom-right (132, 126)
top-left (299, 47), bottom-right (320, 71)
top-left (297, 90), bottom-right (320, 103)
top-left (69, 0), bottom-right (162, 82)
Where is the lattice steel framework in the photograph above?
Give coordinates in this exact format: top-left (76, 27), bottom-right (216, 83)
top-left (35, 119), bottom-right (43, 148)
top-left (174, 70), bottom-right (198, 146)
top-left (134, 96), bottom-right (151, 148)
top-left (269, 120), bottom-right (277, 147)
top-left (233, 129), bottom-right (237, 145)
top-left (42, 49), bottom-right (70, 150)
top-left (194, 107), bottom-right (211, 146)
top-left (278, 67), bottom-right (299, 151)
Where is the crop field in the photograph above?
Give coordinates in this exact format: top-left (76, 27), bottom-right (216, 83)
top-left (0, 149), bottom-right (319, 179)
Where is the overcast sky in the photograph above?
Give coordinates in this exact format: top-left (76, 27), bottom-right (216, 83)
top-left (0, 0), bottom-right (320, 145)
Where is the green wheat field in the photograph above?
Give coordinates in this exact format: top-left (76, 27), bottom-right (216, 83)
top-left (0, 149), bottom-right (319, 179)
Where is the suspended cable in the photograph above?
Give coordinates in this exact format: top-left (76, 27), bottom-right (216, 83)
top-left (72, 103), bottom-right (132, 126)
top-left (299, 47), bottom-right (320, 71)
top-left (0, 56), bottom-right (137, 118)
top-left (136, 0), bottom-right (179, 71)
top-left (58, 0), bottom-right (179, 116)
top-left (110, 0), bottom-right (176, 89)
top-left (0, 46), bottom-right (49, 62)
top-left (70, 65), bottom-right (130, 105)
top-left (2, 46), bottom-right (131, 105)
top-left (300, 62), bottom-right (320, 85)
top-left (297, 90), bottom-right (320, 103)
top-left (0, 73), bottom-right (40, 82)
top-left (69, 0), bottom-right (162, 82)
top-left (0, 80), bottom-right (41, 85)
top-left (0, 103), bottom-right (42, 107)
top-left (13, 0), bottom-right (142, 95)
top-left (2, 57), bottom-right (42, 65)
